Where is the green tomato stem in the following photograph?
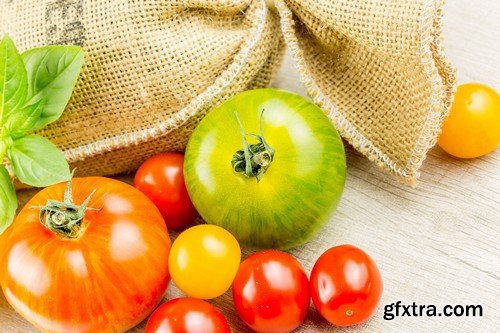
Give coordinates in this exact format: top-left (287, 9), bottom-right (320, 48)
top-left (231, 110), bottom-right (275, 182)
top-left (34, 172), bottom-right (98, 239)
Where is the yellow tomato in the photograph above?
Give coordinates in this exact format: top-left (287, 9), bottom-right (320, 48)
top-left (168, 225), bottom-right (241, 299)
top-left (438, 83), bottom-right (499, 158)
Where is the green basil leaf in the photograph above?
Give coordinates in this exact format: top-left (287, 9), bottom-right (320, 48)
top-left (8, 134), bottom-right (70, 187)
top-left (22, 46), bottom-right (84, 130)
top-left (0, 164), bottom-right (17, 234)
top-left (0, 35), bottom-right (28, 125)
top-left (4, 98), bottom-right (45, 138)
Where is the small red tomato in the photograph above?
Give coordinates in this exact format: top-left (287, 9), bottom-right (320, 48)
top-left (310, 245), bottom-right (383, 326)
top-left (232, 250), bottom-right (310, 333)
top-left (135, 153), bottom-right (199, 230)
top-left (145, 298), bottom-right (230, 333)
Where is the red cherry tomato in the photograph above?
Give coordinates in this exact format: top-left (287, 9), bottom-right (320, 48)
top-left (232, 250), bottom-right (310, 333)
top-left (135, 153), bottom-right (198, 230)
top-left (310, 245), bottom-right (383, 327)
top-left (145, 298), bottom-right (230, 333)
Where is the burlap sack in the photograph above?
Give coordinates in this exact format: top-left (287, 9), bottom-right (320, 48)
top-left (0, 0), bottom-right (455, 186)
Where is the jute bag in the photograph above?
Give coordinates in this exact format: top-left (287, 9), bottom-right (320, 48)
top-left (0, 0), bottom-right (456, 186)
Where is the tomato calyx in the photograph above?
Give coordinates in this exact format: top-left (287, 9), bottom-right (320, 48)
top-left (231, 110), bottom-right (275, 182)
top-left (34, 175), bottom-right (98, 238)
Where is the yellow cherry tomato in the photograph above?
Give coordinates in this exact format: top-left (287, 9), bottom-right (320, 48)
top-left (168, 225), bottom-right (241, 299)
top-left (438, 83), bottom-right (499, 158)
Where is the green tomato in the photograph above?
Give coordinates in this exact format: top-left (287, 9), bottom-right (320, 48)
top-left (184, 89), bottom-right (346, 249)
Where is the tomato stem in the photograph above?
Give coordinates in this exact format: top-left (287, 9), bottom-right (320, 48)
top-left (231, 110), bottom-right (275, 182)
top-left (33, 172), bottom-right (98, 238)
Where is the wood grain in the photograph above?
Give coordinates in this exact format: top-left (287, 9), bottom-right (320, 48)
top-left (1, 0), bottom-right (499, 332)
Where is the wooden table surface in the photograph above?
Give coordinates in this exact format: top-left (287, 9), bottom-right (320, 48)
top-left (1, 0), bottom-right (499, 332)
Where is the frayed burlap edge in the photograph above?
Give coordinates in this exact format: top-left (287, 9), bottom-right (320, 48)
top-left (276, 0), bottom-right (457, 186)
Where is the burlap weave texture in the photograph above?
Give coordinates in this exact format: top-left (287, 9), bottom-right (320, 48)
top-left (0, 0), bottom-right (456, 185)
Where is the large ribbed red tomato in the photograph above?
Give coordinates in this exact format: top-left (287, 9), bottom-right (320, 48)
top-left (0, 177), bottom-right (171, 333)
